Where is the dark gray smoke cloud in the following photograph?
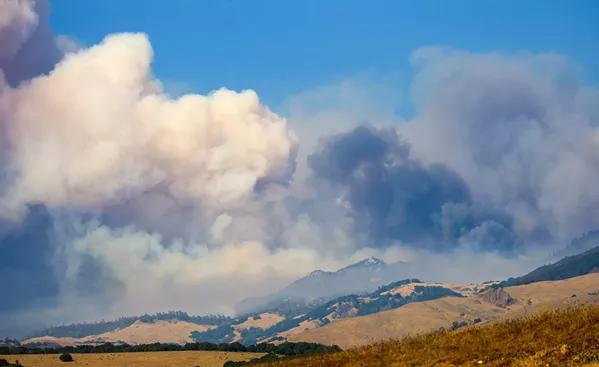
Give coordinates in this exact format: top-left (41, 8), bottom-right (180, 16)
top-left (0, 205), bottom-right (59, 312)
top-left (308, 126), bottom-right (521, 254)
top-left (0, 0), bottom-right (68, 86)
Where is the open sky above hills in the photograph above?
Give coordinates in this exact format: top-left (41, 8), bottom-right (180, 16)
top-left (0, 0), bottom-right (598, 338)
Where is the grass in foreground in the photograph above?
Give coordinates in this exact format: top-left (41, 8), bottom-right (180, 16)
top-left (258, 306), bottom-right (599, 367)
top-left (0, 350), bottom-right (265, 367)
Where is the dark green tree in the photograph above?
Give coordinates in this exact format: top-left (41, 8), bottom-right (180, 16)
top-left (59, 353), bottom-right (73, 362)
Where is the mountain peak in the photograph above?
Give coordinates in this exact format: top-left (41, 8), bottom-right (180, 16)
top-left (342, 257), bottom-right (386, 271)
top-left (308, 269), bottom-right (329, 276)
top-left (365, 256), bottom-right (384, 265)
top-left (358, 256), bottom-right (385, 266)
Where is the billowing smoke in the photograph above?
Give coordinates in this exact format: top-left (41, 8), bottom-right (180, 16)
top-left (0, 0), bottom-right (326, 337)
top-left (400, 47), bottom-right (599, 246)
top-left (1, 1), bottom-right (598, 338)
top-left (308, 126), bottom-right (520, 254)
top-left (0, 0), bottom-right (68, 86)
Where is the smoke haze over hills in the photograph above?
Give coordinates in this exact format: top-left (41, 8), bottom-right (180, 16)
top-left (1, 0), bottom-right (598, 338)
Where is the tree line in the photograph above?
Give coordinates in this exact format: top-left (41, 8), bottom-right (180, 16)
top-left (0, 341), bottom-right (340, 357)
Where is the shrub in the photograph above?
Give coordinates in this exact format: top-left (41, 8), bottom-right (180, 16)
top-left (473, 318), bottom-right (482, 324)
top-left (0, 360), bottom-right (23, 367)
top-left (59, 353), bottom-right (73, 362)
top-left (450, 321), bottom-right (468, 330)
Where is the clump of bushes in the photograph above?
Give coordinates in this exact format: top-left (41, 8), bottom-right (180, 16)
top-left (0, 359), bottom-right (22, 367)
top-left (449, 321), bottom-right (468, 331)
top-left (59, 353), bottom-right (73, 362)
top-left (224, 353), bottom-right (280, 366)
top-left (222, 342), bottom-right (341, 366)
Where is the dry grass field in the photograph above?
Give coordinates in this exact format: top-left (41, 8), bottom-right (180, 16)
top-left (0, 351), bottom-right (265, 367)
top-left (263, 306), bottom-right (599, 367)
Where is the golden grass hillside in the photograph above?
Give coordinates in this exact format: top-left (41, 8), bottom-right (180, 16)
top-left (290, 273), bottom-right (599, 348)
top-left (22, 320), bottom-right (216, 346)
top-left (261, 306), bottom-right (599, 367)
top-left (0, 350), bottom-right (265, 367)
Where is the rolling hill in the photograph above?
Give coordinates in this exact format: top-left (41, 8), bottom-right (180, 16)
top-left (190, 279), bottom-right (465, 345)
top-left (289, 273), bottom-right (599, 348)
top-left (495, 244), bottom-right (599, 288)
top-left (22, 320), bottom-right (217, 347)
top-left (249, 305), bottom-right (599, 367)
top-left (22, 247), bottom-right (599, 350)
top-left (21, 312), bottom-right (231, 348)
top-left (26, 311), bottom-right (231, 340)
top-left (22, 278), bottom-right (472, 348)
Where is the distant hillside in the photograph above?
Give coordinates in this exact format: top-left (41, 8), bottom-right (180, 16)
top-left (258, 306), bottom-right (599, 367)
top-left (236, 257), bottom-right (413, 315)
top-left (290, 273), bottom-right (599, 349)
top-left (550, 229), bottom-right (599, 260)
top-left (0, 339), bottom-right (20, 348)
top-left (191, 279), bottom-right (463, 346)
top-left (495, 245), bottom-right (599, 288)
top-left (27, 311), bottom-right (232, 340)
top-left (22, 320), bottom-right (220, 347)
top-left (22, 279), bottom-right (477, 348)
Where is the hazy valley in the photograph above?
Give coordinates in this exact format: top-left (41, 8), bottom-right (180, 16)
top-left (14, 241), bottom-right (599, 350)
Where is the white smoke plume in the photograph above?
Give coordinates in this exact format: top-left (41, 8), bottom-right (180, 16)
top-left (0, 0), bottom-right (335, 335)
top-left (3, 32), bottom-right (296, 215)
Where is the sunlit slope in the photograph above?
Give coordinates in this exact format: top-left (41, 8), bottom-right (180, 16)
top-left (267, 306), bottom-right (599, 367)
top-left (290, 273), bottom-right (599, 348)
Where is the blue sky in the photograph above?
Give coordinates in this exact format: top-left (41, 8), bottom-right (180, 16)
top-left (49, 0), bottom-right (598, 114)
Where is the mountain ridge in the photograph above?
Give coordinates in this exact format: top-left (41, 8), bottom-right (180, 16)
top-left (22, 277), bottom-right (466, 348)
top-left (549, 229), bottom-right (599, 261)
top-left (235, 257), bottom-right (411, 315)
top-left (20, 246), bottom-right (599, 349)
top-left (495, 244), bottom-right (599, 289)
